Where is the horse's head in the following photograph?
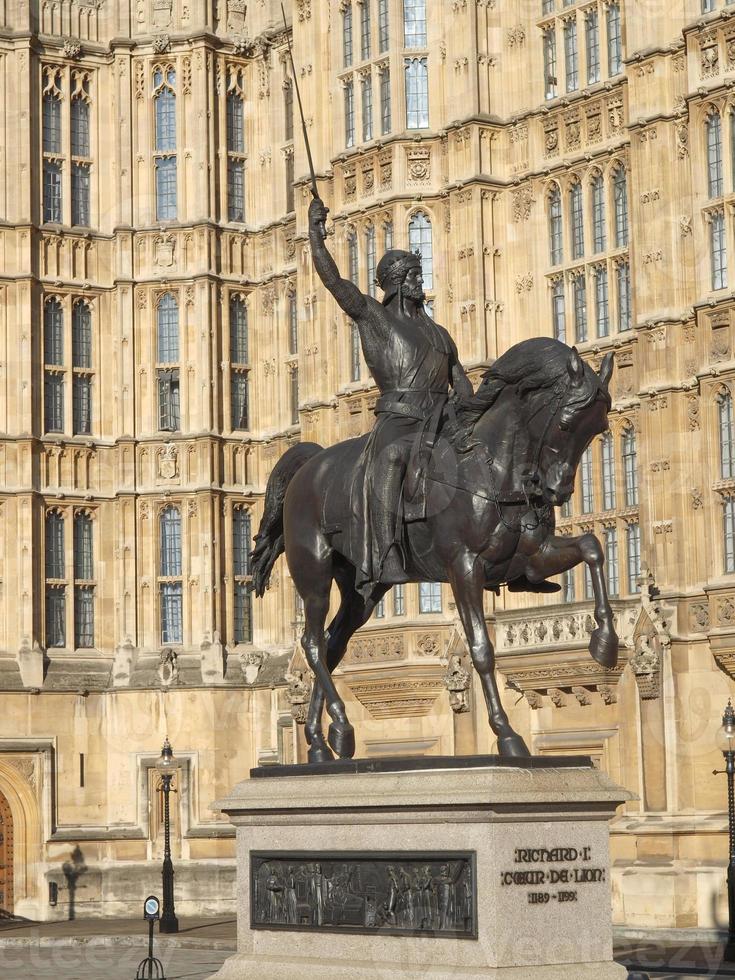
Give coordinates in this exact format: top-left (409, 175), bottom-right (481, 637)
top-left (535, 347), bottom-right (613, 506)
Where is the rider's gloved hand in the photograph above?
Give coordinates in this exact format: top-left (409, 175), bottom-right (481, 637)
top-left (309, 197), bottom-right (329, 235)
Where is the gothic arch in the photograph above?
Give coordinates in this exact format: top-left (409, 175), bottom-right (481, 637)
top-left (0, 759), bottom-right (43, 915)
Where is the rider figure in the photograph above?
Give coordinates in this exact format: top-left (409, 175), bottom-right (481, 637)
top-left (308, 196), bottom-right (474, 594)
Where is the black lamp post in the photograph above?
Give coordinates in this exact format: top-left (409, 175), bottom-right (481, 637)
top-left (156, 738), bottom-right (179, 934)
top-left (714, 701), bottom-right (735, 960)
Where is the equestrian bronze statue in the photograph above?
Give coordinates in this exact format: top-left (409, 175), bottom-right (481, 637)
top-left (250, 196), bottom-right (618, 763)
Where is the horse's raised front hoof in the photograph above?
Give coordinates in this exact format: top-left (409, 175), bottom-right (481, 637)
top-left (307, 741), bottom-right (335, 764)
top-left (589, 626), bottom-right (619, 669)
top-left (498, 731), bottom-right (532, 758)
top-left (327, 721), bottom-right (356, 759)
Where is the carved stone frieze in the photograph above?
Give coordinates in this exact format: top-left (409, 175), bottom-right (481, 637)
top-left (344, 634), bottom-right (405, 664)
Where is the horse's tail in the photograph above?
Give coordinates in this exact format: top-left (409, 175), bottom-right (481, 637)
top-left (249, 442), bottom-right (323, 598)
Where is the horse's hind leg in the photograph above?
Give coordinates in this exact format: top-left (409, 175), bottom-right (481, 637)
top-left (305, 565), bottom-right (388, 763)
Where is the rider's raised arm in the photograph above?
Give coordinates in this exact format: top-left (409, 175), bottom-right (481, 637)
top-left (309, 198), bottom-right (367, 321)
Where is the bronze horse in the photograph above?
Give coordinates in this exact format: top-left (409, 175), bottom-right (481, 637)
top-left (251, 337), bottom-right (616, 762)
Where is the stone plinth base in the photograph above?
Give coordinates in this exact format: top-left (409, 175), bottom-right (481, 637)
top-left (209, 758), bottom-right (632, 980)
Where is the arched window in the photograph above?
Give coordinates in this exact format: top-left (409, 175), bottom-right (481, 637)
top-left (570, 182), bottom-right (584, 259)
top-left (71, 76), bottom-right (91, 227)
top-left (404, 57), bottom-right (429, 129)
top-left (45, 511), bottom-right (66, 647)
top-left (159, 506), bottom-right (183, 644)
top-left (44, 298), bottom-right (64, 365)
top-left (73, 511), bottom-right (95, 647)
top-left (43, 69), bottom-right (63, 222)
top-left (591, 173), bottom-right (606, 252)
top-left (153, 67), bottom-right (177, 220)
top-left (720, 389), bottom-right (735, 479)
top-left (622, 427), bottom-right (638, 506)
top-left (230, 296), bottom-right (248, 364)
top-left (601, 432), bottom-right (616, 510)
top-left (74, 512), bottom-right (94, 580)
top-left (72, 301), bottom-right (92, 435)
top-left (46, 511), bottom-right (65, 580)
top-left (551, 278), bottom-right (566, 342)
top-left (613, 167), bottom-right (628, 247)
top-left (343, 3), bottom-right (353, 67)
top-left (366, 225), bottom-right (377, 298)
top-left (288, 291), bottom-right (298, 355)
top-left (44, 299), bottom-right (65, 433)
top-left (157, 292), bottom-right (179, 363)
top-left (627, 522), bottom-right (641, 594)
top-left (227, 73), bottom-right (246, 221)
top-left (233, 507), bottom-right (253, 642)
top-left (230, 296), bottom-right (249, 430)
top-left (707, 110), bottom-right (724, 198)
top-left (604, 526), bottom-right (619, 597)
top-left (548, 185), bottom-right (563, 265)
top-left (580, 446), bottom-right (594, 513)
top-left (408, 212), bottom-right (433, 289)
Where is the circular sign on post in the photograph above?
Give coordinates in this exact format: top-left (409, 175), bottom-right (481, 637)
top-left (144, 895), bottom-right (161, 921)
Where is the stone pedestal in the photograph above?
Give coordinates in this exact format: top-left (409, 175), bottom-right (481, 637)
top-left (209, 757), bottom-right (632, 979)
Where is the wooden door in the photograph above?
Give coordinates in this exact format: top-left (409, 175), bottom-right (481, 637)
top-left (0, 792), bottom-right (13, 915)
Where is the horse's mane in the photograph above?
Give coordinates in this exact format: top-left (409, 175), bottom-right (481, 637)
top-left (473, 338), bottom-right (611, 421)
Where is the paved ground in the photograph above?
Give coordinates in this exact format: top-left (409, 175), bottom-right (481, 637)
top-left (0, 945), bottom-right (229, 980)
top-left (0, 916), bottom-right (237, 945)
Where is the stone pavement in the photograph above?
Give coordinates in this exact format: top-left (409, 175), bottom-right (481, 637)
top-left (0, 945), bottom-right (230, 980)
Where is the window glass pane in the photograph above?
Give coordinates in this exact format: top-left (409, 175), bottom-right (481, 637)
top-left (73, 376), bottom-right (92, 434)
top-left (155, 157), bottom-right (177, 221)
top-left (233, 509), bottom-right (252, 576)
top-left (45, 299), bottom-right (64, 365)
top-left (71, 163), bottom-right (90, 226)
top-left (74, 514), bottom-right (94, 580)
top-left (155, 86), bottom-right (176, 152)
top-left (573, 275), bottom-right (587, 343)
top-left (362, 76), bottom-right (373, 142)
top-left (285, 152), bottom-right (295, 212)
top-left (595, 266), bottom-right (609, 337)
top-left (544, 28), bottom-right (557, 100)
top-left (348, 233), bottom-right (359, 284)
top-left (379, 0), bottom-right (390, 51)
top-left (43, 94), bottom-right (62, 154)
top-left (46, 586), bottom-right (66, 647)
top-left (74, 586), bottom-right (94, 647)
top-left (160, 582), bottom-right (183, 644)
top-left (617, 261), bottom-right (631, 331)
top-left (228, 159), bottom-right (245, 221)
top-left (234, 582), bottom-right (252, 642)
top-left (607, 2), bottom-right (622, 75)
top-left (552, 279), bottom-right (566, 342)
top-left (627, 523), bottom-right (641, 594)
top-left (380, 68), bottom-right (391, 134)
top-left (44, 372), bottom-right (65, 432)
top-left (157, 293), bottom-right (179, 362)
top-left (227, 91), bottom-right (244, 153)
top-left (284, 82), bottom-right (294, 142)
top-left (562, 569), bottom-right (575, 603)
top-left (71, 98), bottom-right (90, 157)
top-left (158, 370), bottom-right (180, 431)
top-left (230, 297), bottom-right (249, 363)
top-left (404, 58), bottom-right (428, 129)
top-left (403, 0), bottom-right (427, 47)
top-left (361, 0), bottom-right (371, 59)
top-left (46, 512), bottom-right (65, 579)
top-left (726, 500), bottom-right (735, 573)
top-left (622, 429), bottom-right (638, 506)
top-left (711, 210), bottom-right (728, 290)
top-left (408, 212), bottom-right (433, 289)
top-left (160, 507), bottom-right (182, 576)
top-left (614, 168), bottom-right (628, 246)
top-left (344, 80), bottom-right (355, 147)
top-left (291, 367), bottom-right (299, 425)
top-left (581, 446), bottom-right (594, 513)
top-left (419, 581), bottom-right (441, 613)
top-left (570, 183), bottom-right (584, 259)
top-left (231, 371), bottom-right (249, 429)
top-left (708, 113), bottom-right (724, 197)
top-left (366, 226), bottom-right (377, 298)
top-left (602, 433), bottom-right (616, 510)
top-left (43, 161), bottom-right (63, 223)
top-left (393, 583), bottom-right (405, 615)
top-left (604, 527), bottom-right (619, 597)
top-left (721, 392), bottom-right (735, 479)
top-left (384, 220), bottom-right (393, 251)
top-left (592, 175), bottom-right (606, 251)
top-left (564, 19), bottom-right (578, 92)
top-left (350, 320), bottom-right (361, 381)
top-left (289, 293), bottom-right (298, 354)
top-left (549, 187), bottom-right (562, 264)
top-left (72, 302), bottom-right (92, 367)
top-left (343, 4), bottom-right (353, 67)
top-left (586, 9), bottom-right (600, 84)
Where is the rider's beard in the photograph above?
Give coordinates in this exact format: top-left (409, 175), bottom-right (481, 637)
top-left (401, 281), bottom-right (425, 304)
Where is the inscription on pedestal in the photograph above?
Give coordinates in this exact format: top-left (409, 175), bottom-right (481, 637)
top-left (250, 851), bottom-right (476, 938)
top-left (500, 844), bottom-right (606, 907)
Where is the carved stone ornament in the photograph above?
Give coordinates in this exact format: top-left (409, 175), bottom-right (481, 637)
top-left (158, 443), bottom-right (178, 479)
top-left (154, 231), bottom-right (175, 267)
top-left (284, 668), bottom-right (312, 724)
top-left (228, 0), bottom-right (247, 32)
top-left (63, 38), bottom-right (82, 60)
top-left (442, 655), bottom-right (471, 713)
top-left (158, 647), bottom-right (179, 687)
top-left (406, 147), bottom-right (431, 183)
top-left (689, 601), bottom-right (710, 633)
top-left (152, 34), bottom-right (171, 54)
top-left (629, 634), bottom-right (660, 700)
top-left (242, 650), bottom-right (265, 684)
top-left (153, 0), bottom-right (172, 27)
top-left (511, 187), bottom-right (534, 223)
top-left (346, 635), bottom-right (405, 664)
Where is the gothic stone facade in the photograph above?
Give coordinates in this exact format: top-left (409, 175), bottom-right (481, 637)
top-left (0, 0), bottom-right (732, 930)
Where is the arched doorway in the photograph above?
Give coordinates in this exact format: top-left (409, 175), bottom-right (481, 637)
top-left (0, 791), bottom-right (13, 915)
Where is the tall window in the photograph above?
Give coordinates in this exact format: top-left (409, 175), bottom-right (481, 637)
top-left (544, 28), bottom-right (558, 100)
top-left (343, 4), bottom-right (353, 67)
top-left (375, 596), bottom-right (385, 618)
top-left (45, 511), bottom-right (66, 647)
top-left (285, 150), bottom-right (295, 213)
top-left (592, 174), bottom-right (606, 252)
top-left (622, 428), bottom-right (638, 506)
top-left (708, 112), bottom-right (724, 198)
top-left (606, 1), bottom-right (622, 76)
top-left (380, 67), bottom-right (392, 134)
top-left (361, 0), bottom-right (371, 59)
top-left (573, 274), bottom-right (587, 343)
top-left (227, 70), bottom-right (246, 222)
top-left (703, 0), bottom-right (715, 10)
top-left (72, 301), bottom-right (92, 434)
top-left (384, 220), bottom-right (393, 251)
top-left (601, 433), bottom-right (616, 510)
top-left (616, 261), bottom-right (631, 331)
top-left (348, 231), bottom-right (359, 285)
top-left (157, 293), bottom-right (180, 432)
top-left (720, 389), bottom-right (735, 478)
top-left (379, 0), bottom-right (389, 51)
top-left (288, 292), bottom-right (298, 355)
top-left (44, 298), bottom-right (65, 433)
top-left (393, 583), bottom-right (405, 615)
top-left (403, 0), bottom-right (427, 47)
top-left (405, 58), bottom-right (429, 129)
top-left (581, 446), bottom-right (594, 513)
top-left (74, 512), bottom-right (94, 647)
top-left (366, 225), bottom-right (377, 298)
top-left (344, 79), bottom-right (355, 148)
top-left (594, 266), bottom-right (609, 338)
top-left (419, 582), bottom-right (441, 613)
top-left (584, 564), bottom-right (594, 600)
top-left (726, 499), bottom-right (735, 573)
top-left (586, 9), bottom-right (600, 84)
top-left (159, 506), bottom-right (183, 644)
top-left (71, 74), bottom-right (91, 227)
top-left (362, 75), bottom-right (373, 142)
top-left (604, 526), bottom-right (619, 597)
top-left (548, 185), bottom-right (563, 265)
top-left (408, 212), bottom-right (433, 289)
top-left (43, 69), bottom-right (63, 223)
top-left (153, 67), bottom-right (177, 221)
top-left (350, 321), bottom-right (361, 382)
top-left (564, 18), bottom-right (579, 92)
top-left (627, 522), bottom-right (641, 594)
top-left (290, 366), bottom-right (299, 425)
top-left (613, 167), bottom-right (628, 247)
top-left (230, 295), bottom-right (249, 430)
top-left (233, 507), bottom-right (253, 643)
top-left (570, 182), bottom-right (584, 259)
top-left (284, 77), bottom-right (294, 142)
top-left (552, 279), bottom-right (566, 342)
top-left (562, 569), bottom-right (575, 603)
top-left (712, 210), bottom-right (728, 290)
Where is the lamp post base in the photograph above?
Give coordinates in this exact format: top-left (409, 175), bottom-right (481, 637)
top-left (159, 913), bottom-right (179, 934)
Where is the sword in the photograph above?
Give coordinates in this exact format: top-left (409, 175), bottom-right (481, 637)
top-left (281, 3), bottom-right (327, 240)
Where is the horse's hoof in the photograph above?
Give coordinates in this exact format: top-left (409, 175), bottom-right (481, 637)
top-left (307, 742), bottom-right (335, 764)
top-left (328, 721), bottom-right (356, 759)
top-left (498, 732), bottom-right (532, 758)
top-left (589, 627), bottom-right (619, 669)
